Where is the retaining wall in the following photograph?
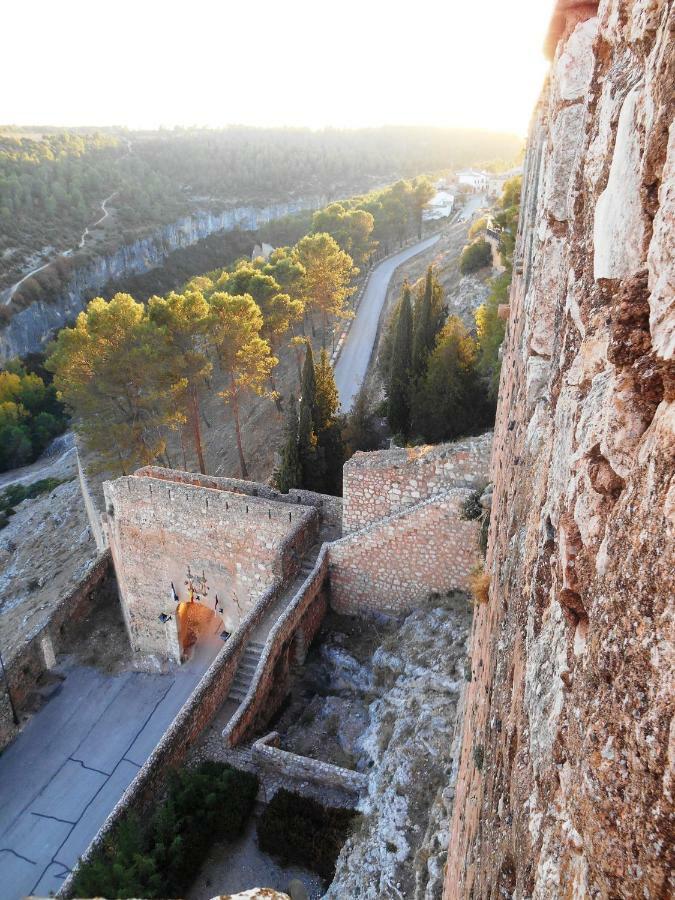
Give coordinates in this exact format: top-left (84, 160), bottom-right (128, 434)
top-left (330, 489), bottom-right (481, 616)
top-left (342, 433), bottom-right (492, 533)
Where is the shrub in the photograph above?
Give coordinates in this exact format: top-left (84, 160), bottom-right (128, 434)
top-left (469, 567), bottom-right (490, 605)
top-left (257, 789), bottom-right (356, 879)
top-left (460, 239), bottom-right (492, 274)
top-left (72, 763), bottom-right (258, 899)
top-left (461, 490), bottom-right (483, 521)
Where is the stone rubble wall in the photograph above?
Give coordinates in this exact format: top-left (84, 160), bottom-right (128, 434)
top-left (342, 433), bottom-right (492, 534)
top-left (330, 489), bottom-right (482, 616)
top-left (103, 473), bottom-right (319, 660)
top-left (252, 732), bottom-right (367, 805)
top-left (445, 2), bottom-right (674, 898)
top-left (0, 551), bottom-right (113, 750)
top-left (223, 548), bottom-right (331, 747)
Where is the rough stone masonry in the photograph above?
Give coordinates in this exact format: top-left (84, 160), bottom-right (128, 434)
top-left (444, 2), bottom-right (674, 898)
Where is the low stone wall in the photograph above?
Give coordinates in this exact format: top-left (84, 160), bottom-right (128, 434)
top-left (253, 732), bottom-right (367, 805)
top-left (77, 446), bottom-right (107, 552)
top-left (342, 433), bottom-right (492, 533)
top-left (58, 574), bottom-right (287, 899)
top-left (0, 551), bottom-right (113, 750)
top-left (330, 489), bottom-right (480, 616)
top-left (223, 548), bottom-right (331, 747)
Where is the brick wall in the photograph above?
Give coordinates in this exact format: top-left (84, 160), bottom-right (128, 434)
top-left (342, 433), bottom-right (492, 534)
top-left (330, 489), bottom-right (481, 616)
top-left (104, 473), bottom-right (319, 660)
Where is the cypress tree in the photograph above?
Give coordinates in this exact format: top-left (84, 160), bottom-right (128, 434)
top-left (388, 282), bottom-right (413, 439)
top-left (315, 348), bottom-right (345, 495)
top-left (298, 343), bottom-right (324, 490)
top-left (412, 265), bottom-right (444, 377)
top-left (275, 394), bottom-right (302, 493)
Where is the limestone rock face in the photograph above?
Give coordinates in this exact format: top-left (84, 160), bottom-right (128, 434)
top-left (326, 601), bottom-right (473, 900)
top-left (444, 2), bottom-right (674, 898)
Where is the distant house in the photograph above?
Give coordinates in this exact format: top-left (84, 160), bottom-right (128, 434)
top-left (487, 166), bottom-right (523, 198)
top-left (457, 170), bottom-right (490, 192)
top-left (423, 189), bottom-right (455, 221)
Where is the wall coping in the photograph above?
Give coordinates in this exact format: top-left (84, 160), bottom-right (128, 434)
top-left (344, 431), bottom-right (492, 472)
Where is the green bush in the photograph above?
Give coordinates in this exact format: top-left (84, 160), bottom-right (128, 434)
top-left (459, 239), bottom-right (492, 274)
top-left (72, 762), bottom-right (258, 899)
top-left (257, 789), bottom-right (356, 879)
top-left (461, 490), bottom-right (483, 521)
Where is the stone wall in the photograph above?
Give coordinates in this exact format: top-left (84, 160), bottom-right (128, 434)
top-left (223, 548), bottom-right (331, 747)
top-left (0, 552), bottom-right (113, 750)
top-left (330, 489), bottom-right (482, 616)
top-left (445, 2), bottom-right (674, 898)
top-left (252, 732), bottom-right (367, 806)
top-left (342, 433), bottom-right (492, 534)
top-left (103, 471), bottom-right (318, 660)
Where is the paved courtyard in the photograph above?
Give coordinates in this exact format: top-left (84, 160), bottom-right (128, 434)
top-left (0, 643), bottom-right (218, 899)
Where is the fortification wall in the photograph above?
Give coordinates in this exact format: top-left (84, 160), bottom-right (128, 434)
top-left (223, 548), bottom-right (330, 747)
top-left (445, 2), bottom-right (674, 898)
top-left (0, 552), bottom-right (113, 750)
top-left (103, 474), bottom-right (318, 660)
top-left (342, 433), bottom-right (491, 534)
top-left (330, 489), bottom-right (481, 616)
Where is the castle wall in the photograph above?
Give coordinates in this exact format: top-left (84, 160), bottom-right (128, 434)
top-left (445, 2), bottom-right (674, 897)
top-left (103, 473), bottom-right (318, 660)
top-left (342, 433), bottom-right (491, 534)
top-left (330, 489), bottom-right (481, 616)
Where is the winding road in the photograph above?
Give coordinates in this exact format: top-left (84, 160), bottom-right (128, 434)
top-left (334, 233), bottom-right (441, 411)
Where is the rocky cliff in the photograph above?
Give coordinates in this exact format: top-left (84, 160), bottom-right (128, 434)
top-left (0, 197), bottom-right (326, 363)
top-left (444, 2), bottom-right (673, 898)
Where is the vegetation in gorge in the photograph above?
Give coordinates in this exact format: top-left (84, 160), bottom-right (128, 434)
top-left (71, 763), bottom-right (258, 900)
top-left (42, 176), bottom-right (442, 480)
top-left (0, 361), bottom-right (68, 471)
top-left (0, 125), bottom-right (521, 291)
top-left (257, 788), bottom-right (357, 879)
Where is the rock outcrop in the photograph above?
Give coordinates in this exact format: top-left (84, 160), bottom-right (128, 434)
top-left (444, 1), bottom-right (674, 898)
top-left (0, 198), bottom-right (324, 363)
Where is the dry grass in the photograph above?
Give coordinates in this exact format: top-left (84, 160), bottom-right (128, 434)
top-left (469, 567), bottom-right (490, 605)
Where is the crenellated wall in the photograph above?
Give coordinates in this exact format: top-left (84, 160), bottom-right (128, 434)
top-left (103, 470), bottom-right (318, 661)
top-left (445, 2), bottom-right (674, 898)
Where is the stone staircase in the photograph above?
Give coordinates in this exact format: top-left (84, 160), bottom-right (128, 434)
top-left (224, 528), bottom-right (333, 706)
top-left (227, 640), bottom-right (265, 703)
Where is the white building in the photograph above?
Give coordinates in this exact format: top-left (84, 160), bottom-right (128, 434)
top-left (457, 170), bottom-right (490, 192)
top-left (423, 189), bottom-right (455, 221)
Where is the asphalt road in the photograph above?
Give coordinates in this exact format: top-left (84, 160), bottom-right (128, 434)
top-left (0, 642), bottom-right (218, 899)
top-left (334, 234), bottom-right (441, 411)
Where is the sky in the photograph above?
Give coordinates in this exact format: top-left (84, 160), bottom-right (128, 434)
top-left (2, 0), bottom-right (555, 136)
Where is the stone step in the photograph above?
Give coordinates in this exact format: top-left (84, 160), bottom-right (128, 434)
top-left (237, 660), bottom-right (258, 674)
top-left (228, 686), bottom-right (249, 702)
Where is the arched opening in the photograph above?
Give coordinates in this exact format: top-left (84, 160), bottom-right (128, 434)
top-left (176, 600), bottom-right (225, 662)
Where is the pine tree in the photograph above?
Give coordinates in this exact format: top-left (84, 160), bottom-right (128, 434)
top-left (314, 348), bottom-right (345, 495)
top-left (274, 394), bottom-right (302, 493)
top-left (387, 282), bottom-right (413, 440)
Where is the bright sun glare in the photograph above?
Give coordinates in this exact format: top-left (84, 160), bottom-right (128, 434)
top-left (3, 0), bottom-right (555, 134)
